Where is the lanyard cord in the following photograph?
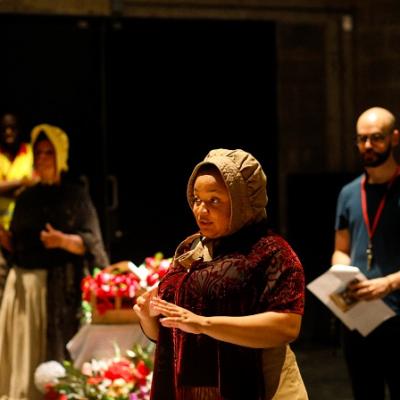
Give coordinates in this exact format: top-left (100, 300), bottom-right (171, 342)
top-left (361, 166), bottom-right (400, 240)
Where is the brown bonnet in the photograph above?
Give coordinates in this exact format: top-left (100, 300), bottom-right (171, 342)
top-left (187, 148), bottom-right (268, 236)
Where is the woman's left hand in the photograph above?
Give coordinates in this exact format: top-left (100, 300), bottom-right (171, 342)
top-left (40, 223), bottom-right (65, 249)
top-left (150, 297), bottom-right (205, 334)
top-left (40, 223), bottom-right (85, 255)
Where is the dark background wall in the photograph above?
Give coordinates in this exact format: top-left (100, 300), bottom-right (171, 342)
top-left (0, 15), bottom-right (277, 264)
top-left (105, 18), bottom-right (278, 262)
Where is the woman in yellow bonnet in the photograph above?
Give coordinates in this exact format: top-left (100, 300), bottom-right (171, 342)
top-left (0, 124), bottom-right (109, 400)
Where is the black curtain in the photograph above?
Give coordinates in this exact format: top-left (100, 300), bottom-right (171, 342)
top-left (0, 15), bottom-right (277, 264)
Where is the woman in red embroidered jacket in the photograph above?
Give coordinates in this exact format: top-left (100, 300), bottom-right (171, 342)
top-left (134, 149), bottom-right (308, 400)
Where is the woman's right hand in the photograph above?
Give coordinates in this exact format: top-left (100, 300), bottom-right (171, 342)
top-left (133, 287), bottom-right (160, 341)
top-left (133, 286), bottom-right (159, 320)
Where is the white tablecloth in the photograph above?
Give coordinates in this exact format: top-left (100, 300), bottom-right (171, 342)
top-left (67, 323), bottom-right (150, 368)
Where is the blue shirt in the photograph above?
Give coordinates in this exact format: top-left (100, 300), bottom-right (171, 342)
top-left (335, 173), bottom-right (400, 314)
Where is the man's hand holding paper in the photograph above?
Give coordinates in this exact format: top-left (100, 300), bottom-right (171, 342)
top-left (348, 275), bottom-right (394, 301)
top-left (307, 264), bottom-right (395, 336)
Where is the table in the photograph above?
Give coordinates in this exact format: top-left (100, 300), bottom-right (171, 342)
top-left (67, 323), bottom-right (150, 368)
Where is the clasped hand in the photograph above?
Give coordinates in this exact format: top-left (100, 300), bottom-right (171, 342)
top-left (40, 223), bottom-right (64, 249)
top-left (134, 291), bottom-right (205, 334)
top-left (151, 297), bottom-right (205, 334)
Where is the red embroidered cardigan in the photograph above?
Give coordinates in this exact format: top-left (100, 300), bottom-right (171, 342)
top-left (151, 221), bottom-right (305, 400)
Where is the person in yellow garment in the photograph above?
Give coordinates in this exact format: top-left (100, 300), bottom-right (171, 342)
top-left (0, 112), bottom-right (36, 303)
top-left (0, 123), bottom-right (109, 400)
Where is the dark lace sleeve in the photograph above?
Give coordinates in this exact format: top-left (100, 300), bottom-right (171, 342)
top-left (73, 186), bottom-right (109, 269)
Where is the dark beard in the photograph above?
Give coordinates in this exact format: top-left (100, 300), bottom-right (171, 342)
top-left (360, 144), bottom-right (392, 167)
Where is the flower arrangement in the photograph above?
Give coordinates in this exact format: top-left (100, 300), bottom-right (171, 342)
top-left (35, 343), bottom-right (155, 400)
top-left (81, 253), bottom-right (172, 324)
top-left (136, 252), bottom-right (172, 288)
top-left (81, 262), bottom-right (141, 316)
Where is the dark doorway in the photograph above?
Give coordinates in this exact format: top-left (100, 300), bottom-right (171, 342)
top-left (287, 172), bottom-right (359, 345)
top-left (105, 18), bottom-right (278, 263)
top-left (0, 15), bottom-right (277, 264)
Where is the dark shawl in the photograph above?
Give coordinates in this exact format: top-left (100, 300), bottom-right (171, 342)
top-left (10, 179), bottom-right (109, 360)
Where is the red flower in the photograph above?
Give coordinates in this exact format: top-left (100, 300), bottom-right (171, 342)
top-left (87, 376), bottom-right (104, 385)
top-left (146, 273), bottom-right (159, 287)
top-left (136, 360), bottom-right (151, 376)
top-left (44, 386), bottom-right (67, 400)
top-left (132, 360), bottom-right (151, 386)
top-left (104, 359), bottom-right (135, 382)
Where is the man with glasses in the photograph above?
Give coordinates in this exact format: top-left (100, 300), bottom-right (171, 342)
top-left (332, 106), bottom-right (400, 399)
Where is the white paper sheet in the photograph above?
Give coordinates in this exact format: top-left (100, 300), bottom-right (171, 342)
top-left (307, 264), bottom-right (395, 336)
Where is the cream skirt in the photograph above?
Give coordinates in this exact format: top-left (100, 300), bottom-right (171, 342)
top-left (0, 267), bottom-right (47, 400)
top-left (263, 345), bottom-right (308, 400)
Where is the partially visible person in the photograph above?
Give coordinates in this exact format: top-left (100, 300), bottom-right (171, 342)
top-left (0, 112), bottom-right (35, 303)
top-left (332, 106), bottom-right (400, 400)
top-left (134, 149), bottom-right (308, 400)
top-left (0, 112), bottom-right (35, 228)
top-left (0, 123), bottom-right (109, 400)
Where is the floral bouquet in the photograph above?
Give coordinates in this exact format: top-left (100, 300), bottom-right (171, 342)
top-left (135, 252), bottom-right (172, 289)
top-left (35, 343), bottom-right (155, 400)
top-left (81, 262), bottom-right (142, 318)
top-left (81, 254), bottom-right (172, 324)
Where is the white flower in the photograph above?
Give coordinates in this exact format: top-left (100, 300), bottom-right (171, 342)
top-left (81, 361), bottom-right (93, 376)
top-left (34, 360), bottom-right (66, 393)
top-left (113, 378), bottom-right (126, 387)
top-left (133, 264), bottom-right (151, 283)
top-left (90, 358), bottom-right (108, 373)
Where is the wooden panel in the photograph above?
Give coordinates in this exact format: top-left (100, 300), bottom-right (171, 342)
top-left (0, 0), bottom-right (358, 18)
top-left (0, 0), bottom-right (110, 15)
top-left (121, 0), bottom-right (356, 10)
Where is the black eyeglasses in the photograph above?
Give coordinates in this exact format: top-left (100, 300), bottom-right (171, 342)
top-left (356, 133), bottom-right (388, 145)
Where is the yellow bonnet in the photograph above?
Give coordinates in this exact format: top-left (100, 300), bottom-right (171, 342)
top-left (31, 123), bottom-right (69, 173)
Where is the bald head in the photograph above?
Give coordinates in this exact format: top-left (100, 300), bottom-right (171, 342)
top-left (357, 107), bottom-right (396, 134)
